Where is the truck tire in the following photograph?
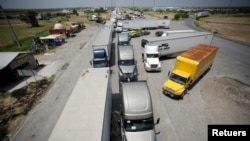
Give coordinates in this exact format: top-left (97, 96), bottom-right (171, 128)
top-left (180, 90), bottom-right (187, 99)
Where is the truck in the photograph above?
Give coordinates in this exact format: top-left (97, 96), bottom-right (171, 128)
top-left (162, 44), bottom-right (218, 98)
top-left (129, 28), bottom-right (150, 38)
top-left (48, 68), bottom-right (112, 141)
top-left (155, 29), bottom-right (195, 37)
top-left (196, 11), bottom-right (209, 18)
top-left (116, 22), bottom-right (123, 32)
top-left (118, 45), bottom-right (137, 81)
top-left (90, 27), bottom-right (112, 68)
top-left (141, 32), bottom-right (214, 58)
top-left (143, 45), bottom-right (161, 72)
top-left (118, 81), bottom-right (160, 141)
top-left (118, 32), bottom-right (131, 46)
top-left (118, 19), bottom-right (170, 31)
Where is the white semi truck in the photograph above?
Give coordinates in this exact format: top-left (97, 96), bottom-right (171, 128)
top-left (117, 19), bottom-right (170, 31)
top-left (142, 32), bottom-right (214, 57)
top-left (143, 45), bottom-right (161, 72)
top-left (48, 68), bottom-right (112, 141)
top-left (141, 32), bottom-right (214, 71)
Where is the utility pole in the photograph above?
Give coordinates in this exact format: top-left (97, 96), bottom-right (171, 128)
top-left (0, 5), bottom-right (21, 48)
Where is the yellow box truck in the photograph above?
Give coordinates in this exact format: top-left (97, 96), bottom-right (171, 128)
top-left (162, 44), bottom-right (218, 98)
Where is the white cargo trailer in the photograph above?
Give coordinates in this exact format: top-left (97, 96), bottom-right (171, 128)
top-left (118, 19), bottom-right (170, 30)
top-left (48, 68), bottom-right (112, 141)
top-left (141, 32), bottom-right (214, 58)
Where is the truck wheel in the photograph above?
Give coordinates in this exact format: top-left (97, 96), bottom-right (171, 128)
top-left (181, 90), bottom-right (186, 99)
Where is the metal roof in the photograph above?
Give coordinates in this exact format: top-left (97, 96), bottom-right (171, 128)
top-left (0, 52), bottom-right (32, 70)
top-left (121, 81), bottom-right (153, 119)
top-left (0, 52), bottom-right (20, 70)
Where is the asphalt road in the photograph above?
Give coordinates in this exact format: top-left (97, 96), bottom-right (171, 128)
top-left (11, 18), bottom-right (250, 141)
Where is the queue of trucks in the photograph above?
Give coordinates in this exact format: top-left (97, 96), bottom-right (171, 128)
top-left (48, 9), bottom-right (219, 141)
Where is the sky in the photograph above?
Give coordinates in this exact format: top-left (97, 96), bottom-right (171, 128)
top-left (1, 0), bottom-right (250, 9)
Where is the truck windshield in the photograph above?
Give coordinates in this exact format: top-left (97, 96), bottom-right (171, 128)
top-left (124, 118), bottom-right (154, 132)
top-left (169, 73), bottom-right (187, 85)
top-left (119, 41), bottom-right (129, 46)
top-left (147, 54), bottom-right (159, 58)
top-left (119, 60), bottom-right (134, 66)
top-left (93, 60), bottom-right (107, 68)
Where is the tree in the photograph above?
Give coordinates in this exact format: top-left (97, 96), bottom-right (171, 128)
top-left (72, 9), bottom-right (78, 16)
top-left (174, 14), bottom-right (181, 20)
top-left (19, 10), bottom-right (39, 27)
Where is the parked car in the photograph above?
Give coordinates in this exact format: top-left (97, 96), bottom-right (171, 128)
top-left (155, 31), bottom-right (164, 37)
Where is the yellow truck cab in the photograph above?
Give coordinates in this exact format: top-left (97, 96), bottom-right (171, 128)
top-left (163, 44), bottom-right (218, 98)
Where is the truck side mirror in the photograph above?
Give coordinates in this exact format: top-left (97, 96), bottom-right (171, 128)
top-left (155, 118), bottom-right (160, 125)
top-left (168, 71), bottom-right (171, 76)
top-left (89, 60), bottom-right (92, 65)
top-left (156, 131), bottom-right (161, 135)
top-left (117, 120), bottom-right (121, 126)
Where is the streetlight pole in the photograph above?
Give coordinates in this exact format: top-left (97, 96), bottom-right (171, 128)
top-left (0, 5), bottom-right (21, 48)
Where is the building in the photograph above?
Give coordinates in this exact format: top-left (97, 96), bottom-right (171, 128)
top-left (0, 52), bottom-right (38, 88)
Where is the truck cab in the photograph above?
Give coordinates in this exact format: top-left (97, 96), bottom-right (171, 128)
top-left (118, 45), bottom-right (137, 81)
top-left (116, 22), bottom-right (123, 33)
top-left (143, 45), bottom-right (161, 72)
top-left (118, 32), bottom-right (131, 46)
top-left (163, 69), bottom-right (191, 98)
top-left (119, 81), bottom-right (160, 141)
top-left (90, 49), bottom-right (108, 68)
top-left (129, 28), bottom-right (142, 38)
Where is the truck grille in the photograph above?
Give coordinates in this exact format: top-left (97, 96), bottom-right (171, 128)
top-left (150, 64), bottom-right (158, 68)
top-left (124, 73), bottom-right (133, 78)
top-left (166, 88), bottom-right (174, 94)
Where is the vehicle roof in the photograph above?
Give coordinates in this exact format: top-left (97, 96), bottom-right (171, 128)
top-left (0, 52), bottom-right (31, 70)
top-left (121, 81), bottom-right (153, 119)
top-left (144, 32), bottom-right (212, 43)
top-left (173, 69), bottom-right (191, 78)
top-left (118, 45), bottom-right (134, 60)
top-left (93, 49), bottom-right (106, 58)
top-left (118, 32), bottom-right (129, 39)
top-left (48, 68), bottom-right (111, 141)
top-left (179, 44), bottom-right (218, 62)
top-left (92, 27), bottom-right (112, 46)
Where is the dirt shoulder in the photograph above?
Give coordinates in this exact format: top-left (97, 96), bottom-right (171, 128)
top-left (0, 77), bottom-right (54, 140)
top-left (201, 76), bottom-right (250, 124)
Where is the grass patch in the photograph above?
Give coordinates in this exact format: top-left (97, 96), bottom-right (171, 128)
top-left (144, 11), bottom-right (176, 20)
top-left (0, 14), bottom-right (97, 52)
top-left (195, 15), bottom-right (250, 43)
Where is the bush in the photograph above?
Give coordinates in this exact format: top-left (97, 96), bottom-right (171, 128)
top-left (174, 12), bottom-right (189, 20)
top-left (174, 13), bottom-right (181, 20)
top-left (181, 13), bottom-right (189, 18)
